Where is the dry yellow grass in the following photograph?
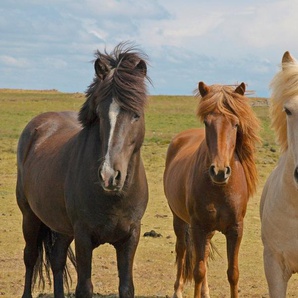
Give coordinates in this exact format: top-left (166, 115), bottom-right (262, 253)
top-left (1, 90), bottom-right (298, 297)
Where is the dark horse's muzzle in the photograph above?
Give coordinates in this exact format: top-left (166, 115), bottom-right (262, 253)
top-left (99, 167), bottom-right (122, 192)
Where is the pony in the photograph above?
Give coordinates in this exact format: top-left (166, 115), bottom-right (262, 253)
top-left (260, 51), bottom-right (298, 297)
top-left (16, 42), bottom-right (150, 298)
top-left (163, 82), bottom-right (260, 298)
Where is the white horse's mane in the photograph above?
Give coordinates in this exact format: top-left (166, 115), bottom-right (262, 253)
top-left (270, 52), bottom-right (298, 153)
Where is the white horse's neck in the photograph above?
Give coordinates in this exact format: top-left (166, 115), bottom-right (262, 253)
top-left (280, 150), bottom-right (298, 198)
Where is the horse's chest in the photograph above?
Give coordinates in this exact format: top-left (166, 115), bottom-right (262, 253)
top-left (195, 202), bottom-right (240, 232)
top-left (91, 217), bottom-right (135, 246)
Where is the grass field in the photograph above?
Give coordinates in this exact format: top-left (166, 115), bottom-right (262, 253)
top-left (0, 89), bottom-right (297, 297)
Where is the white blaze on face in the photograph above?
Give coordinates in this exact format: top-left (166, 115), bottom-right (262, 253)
top-left (102, 99), bottom-right (120, 173)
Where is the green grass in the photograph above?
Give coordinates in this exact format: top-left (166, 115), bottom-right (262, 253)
top-left (1, 89), bottom-right (297, 297)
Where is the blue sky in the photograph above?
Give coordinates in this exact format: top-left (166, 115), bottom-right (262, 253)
top-left (1, 0), bottom-right (298, 97)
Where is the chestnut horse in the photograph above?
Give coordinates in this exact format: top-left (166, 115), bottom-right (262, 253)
top-left (16, 43), bottom-right (150, 298)
top-left (164, 82), bottom-right (260, 298)
top-left (260, 51), bottom-right (298, 297)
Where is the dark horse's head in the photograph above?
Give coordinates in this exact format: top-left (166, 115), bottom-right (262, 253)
top-left (79, 42), bottom-right (150, 193)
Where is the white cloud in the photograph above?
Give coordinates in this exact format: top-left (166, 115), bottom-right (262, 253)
top-left (1, 0), bottom-right (298, 96)
top-left (0, 55), bottom-right (29, 68)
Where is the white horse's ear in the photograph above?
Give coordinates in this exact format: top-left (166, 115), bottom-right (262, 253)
top-left (198, 81), bottom-right (210, 97)
top-left (235, 82), bottom-right (246, 95)
top-left (282, 51), bottom-right (295, 70)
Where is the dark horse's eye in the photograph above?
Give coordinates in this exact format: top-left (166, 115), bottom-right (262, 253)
top-left (284, 107), bottom-right (292, 116)
top-left (132, 114), bottom-right (140, 121)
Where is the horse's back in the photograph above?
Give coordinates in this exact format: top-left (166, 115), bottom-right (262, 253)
top-left (16, 111), bottom-right (81, 234)
top-left (17, 111), bottom-right (80, 163)
top-left (164, 128), bottom-right (205, 222)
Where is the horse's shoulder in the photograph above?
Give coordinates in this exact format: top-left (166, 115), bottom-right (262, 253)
top-left (171, 128), bottom-right (204, 148)
top-left (165, 128), bottom-right (204, 169)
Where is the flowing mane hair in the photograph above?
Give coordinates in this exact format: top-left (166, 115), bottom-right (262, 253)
top-left (79, 42), bottom-right (150, 126)
top-left (270, 60), bottom-right (298, 153)
top-left (195, 84), bottom-right (261, 197)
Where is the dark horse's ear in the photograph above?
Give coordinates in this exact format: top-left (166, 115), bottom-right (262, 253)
top-left (234, 82), bottom-right (246, 95)
top-left (135, 59), bottom-right (147, 77)
top-left (198, 81), bottom-right (210, 97)
top-left (94, 58), bottom-right (110, 80)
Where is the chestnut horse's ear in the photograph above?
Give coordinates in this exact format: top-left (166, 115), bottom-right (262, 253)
top-left (234, 82), bottom-right (246, 95)
top-left (282, 51), bottom-right (295, 70)
top-left (198, 81), bottom-right (210, 97)
top-left (94, 58), bottom-right (110, 80)
top-left (135, 59), bottom-right (147, 77)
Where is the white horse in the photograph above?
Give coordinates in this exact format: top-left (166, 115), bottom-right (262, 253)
top-left (260, 51), bottom-right (298, 297)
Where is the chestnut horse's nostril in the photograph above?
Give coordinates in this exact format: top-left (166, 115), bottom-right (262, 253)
top-left (209, 165), bottom-right (216, 177)
top-left (209, 164), bottom-right (231, 184)
top-left (225, 166), bottom-right (231, 178)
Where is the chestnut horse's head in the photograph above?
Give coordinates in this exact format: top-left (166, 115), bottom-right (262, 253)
top-left (79, 42), bottom-right (149, 193)
top-left (197, 82), bottom-right (260, 193)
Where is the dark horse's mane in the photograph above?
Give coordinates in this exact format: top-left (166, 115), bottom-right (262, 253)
top-left (79, 42), bottom-right (150, 126)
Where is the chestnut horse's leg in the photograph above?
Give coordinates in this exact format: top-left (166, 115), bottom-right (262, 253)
top-left (172, 214), bottom-right (188, 298)
top-left (191, 225), bottom-right (213, 298)
top-left (225, 223), bottom-right (243, 298)
top-left (114, 223), bottom-right (141, 298)
top-left (49, 233), bottom-right (74, 298)
top-left (74, 227), bottom-right (93, 298)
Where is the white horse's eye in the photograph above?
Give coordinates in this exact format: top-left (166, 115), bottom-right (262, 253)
top-left (283, 107), bottom-right (292, 116)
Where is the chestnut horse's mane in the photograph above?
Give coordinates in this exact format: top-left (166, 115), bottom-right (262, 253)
top-left (270, 59), bottom-right (298, 153)
top-left (195, 84), bottom-right (261, 197)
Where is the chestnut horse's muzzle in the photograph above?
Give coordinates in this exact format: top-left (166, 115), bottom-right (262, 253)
top-left (209, 164), bottom-right (231, 184)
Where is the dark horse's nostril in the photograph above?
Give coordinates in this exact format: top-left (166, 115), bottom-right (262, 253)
top-left (115, 170), bottom-right (121, 181)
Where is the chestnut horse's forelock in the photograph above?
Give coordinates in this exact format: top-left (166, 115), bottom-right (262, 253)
top-left (195, 84), bottom-right (261, 197)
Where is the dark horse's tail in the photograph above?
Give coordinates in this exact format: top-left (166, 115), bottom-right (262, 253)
top-left (182, 226), bottom-right (220, 282)
top-left (32, 223), bottom-right (77, 291)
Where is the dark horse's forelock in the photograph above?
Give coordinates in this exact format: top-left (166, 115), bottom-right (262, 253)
top-left (79, 42), bottom-right (150, 126)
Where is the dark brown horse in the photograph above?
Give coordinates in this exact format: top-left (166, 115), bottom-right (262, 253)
top-left (163, 82), bottom-right (260, 298)
top-left (16, 43), bottom-right (150, 298)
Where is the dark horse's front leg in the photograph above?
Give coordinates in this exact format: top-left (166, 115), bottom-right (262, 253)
top-left (74, 226), bottom-right (93, 298)
top-left (114, 223), bottom-right (141, 298)
top-left (225, 222), bottom-right (243, 298)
